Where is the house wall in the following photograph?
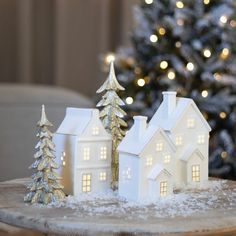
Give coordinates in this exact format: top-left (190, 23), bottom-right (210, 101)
top-left (53, 133), bottom-right (76, 195)
top-left (118, 153), bottom-right (140, 201)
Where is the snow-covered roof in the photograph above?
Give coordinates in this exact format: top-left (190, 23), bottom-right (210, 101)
top-left (147, 164), bottom-right (172, 180)
top-left (180, 146), bottom-right (205, 162)
top-left (56, 108), bottom-right (98, 136)
top-left (118, 93), bottom-right (211, 155)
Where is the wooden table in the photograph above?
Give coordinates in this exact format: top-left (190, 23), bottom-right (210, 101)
top-left (0, 178), bottom-right (236, 236)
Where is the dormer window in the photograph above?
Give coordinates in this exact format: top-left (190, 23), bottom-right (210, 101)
top-left (83, 147), bottom-right (90, 160)
top-left (146, 156), bottom-right (153, 166)
top-left (197, 134), bottom-right (205, 144)
top-left (100, 146), bottom-right (107, 160)
top-left (187, 117), bottom-right (195, 128)
top-left (156, 142), bottom-right (163, 152)
top-left (92, 127), bottom-right (99, 135)
top-left (175, 135), bottom-right (183, 146)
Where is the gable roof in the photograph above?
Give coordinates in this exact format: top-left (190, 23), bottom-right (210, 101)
top-left (180, 146), bottom-right (205, 162)
top-left (147, 164), bottom-right (172, 180)
top-left (56, 108), bottom-right (99, 136)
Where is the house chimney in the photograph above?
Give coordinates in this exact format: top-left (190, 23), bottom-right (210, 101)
top-left (162, 91), bottom-right (177, 118)
top-left (133, 116), bottom-right (147, 140)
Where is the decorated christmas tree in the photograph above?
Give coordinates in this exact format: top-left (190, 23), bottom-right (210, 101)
top-left (24, 105), bottom-right (65, 204)
top-left (107, 0), bottom-right (236, 180)
top-left (97, 61), bottom-right (127, 189)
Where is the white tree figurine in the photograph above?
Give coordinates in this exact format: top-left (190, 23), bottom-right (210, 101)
top-left (96, 61), bottom-right (127, 188)
top-left (24, 105), bottom-right (65, 204)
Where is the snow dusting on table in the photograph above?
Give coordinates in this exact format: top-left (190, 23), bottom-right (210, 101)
top-left (55, 180), bottom-right (236, 220)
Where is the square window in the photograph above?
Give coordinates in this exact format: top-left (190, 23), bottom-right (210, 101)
top-left (192, 165), bottom-right (200, 182)
top-left (100, 146), bottom-right (107, 160)
top-left (164, 154), bottom-right (171, 164)
top-left (187, 118), bottom-right (195, 128)
top-left (146, 156), bottom-right (153, 166)
top-left (99, 171), bottom-right (107, 181)
top-left (92, 127), bottom-right (99, 135)
top-left (156, 142), bottom-right (163, 152)
top-left (83, 147), bottom-right (90, 160)
top-left (197, 134), bottom-right (205, 144)
top-left (82, 173), bottom-right (91, 192)
top-left (160, 181), bottom-right (167, 197)
top-left (175, 135), bottom-right (183, 146)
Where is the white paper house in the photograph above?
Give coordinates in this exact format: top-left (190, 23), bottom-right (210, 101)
top-left (118, 91), bottom-right (211, 201)
top-left (54, 108), bottom-right (112, 195)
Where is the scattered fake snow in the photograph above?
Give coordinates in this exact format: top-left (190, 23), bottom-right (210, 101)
top-left (53, 180), bottom-right (236, 220)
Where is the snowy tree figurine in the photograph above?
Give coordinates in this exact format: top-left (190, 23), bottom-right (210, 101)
top-left (24, 105), bottom-right (65, 205)
top-left (96, 61), bottom-right (127, 189)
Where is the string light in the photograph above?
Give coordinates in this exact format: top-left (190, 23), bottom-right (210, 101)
top-left (167, 70), bottom-right (176, 80)
top-left (220, 15), bottom-right (228, 24)
top-left (126, 97), bottom-right (133, 105)
top-left (201, 90), bottom-right (208, 98)
top-left (145, 0), bottom-right (153, 4)
top-left (220, 48), bottom-right (230, 59)
top-left (175, 41), bottom-right (181, 48)
top-left (176, 1), bottom-right (184, 8)
top-left (105, 53), bottom-right (115, 64)
top-left (158, 27), bottom-right (166, 35)
top-left (221, 151), bottom-right (228, 159)
top-left (203, 49), bottom-right (211, 58)
top-left (230, 20), bottom-right (236, 27)
top-left (186, 62), bottom-right (194, 71)
top-left (203, 0), bottom-right (210, 4)
top-left (137, 78), bottom-right (145, 87)
top-left (160, 61), bottom-right (168, 69)
top-left (214, 72), bottom-right (221, 81)
top-left (150, 34), bottom-right (158, 43)
top-left (219, 112), bottom-right (227, 119)
top-left (177, 19), bottom-right (184, 26)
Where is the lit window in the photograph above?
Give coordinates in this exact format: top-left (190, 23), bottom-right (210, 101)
top-left (197, 134), bottom-right (205, 144)
top-left (175, 135), bottom-right (183, 146)
top-left (100, 146), bottom-right (107, 160)
top-left (146, 156), bottom-right (153, 166)
top-left (192, 165), bottom-right (200, 182)
top-left (82, 173), bottom-right (91, 192)
top-left (160, 181), bottom-right (167, 197)
top-left (164, 154), bottom-right (171, 164)
top-left (83, 147), bottom-right (90, 160)
top-left (92, 127), bottom-right (99, 135)
top-left (187, 118), bottom-right (195, 128)
top-left (156, 142), bottom-right (163, 151)
top-left (122, 167), bottom-right (132, 180)
top-left (99, 171), bottom-right (107, 181)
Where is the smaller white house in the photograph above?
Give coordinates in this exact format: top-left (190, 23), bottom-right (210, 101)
top-left (118, 91), bottom-right (211, 201)
top-left (54, 108), bottom-right (112, 196)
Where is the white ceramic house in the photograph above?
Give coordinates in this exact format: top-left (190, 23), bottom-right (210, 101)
top-left (118, 91), bottom-right (211, 201)
top-left (54, 108), bottom-right (112, 196)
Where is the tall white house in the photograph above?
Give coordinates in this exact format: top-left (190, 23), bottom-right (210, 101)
top-left (54, 108), bottom-right (112, 196)
top-left (118, 91), bottom-right (211, 201)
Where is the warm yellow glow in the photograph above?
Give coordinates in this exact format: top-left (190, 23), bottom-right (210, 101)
top-left (175, 41), bottom-right (181, 48)
top-left (186, 62), bottom-right (194, 71)
top-left (126, 97), bottom-right (133, 105)
top-left (220, 48), bottom-right (230, 59)
top-left (219, 112), bottom-right (227, 119)
top-left (150, 34), bottom-right (158, 43)
top-left (158, 27), bottom-right (166, 35)
top-left (99, 172), bottom-right (107, 181)
top-left (100, 146), bottom-right (107, 160)
top-left (197, 134), bottom-right (205, 144)
top-left (230, 20), bottom-right (236, 27)
top-left (177, 19), bottom-right (184, 26)
top-left (214, 72), bottom-right (221, 81)
top-left (145, 0), bottom-right (153, 4)
top-left (167, 70), bottom-right (176, 80)
top-left (92, 127), bottom-right (99, 135)
top-left (146, 156), bottom-right (153, 166)
top-left (82, 174), bottom-right (91, 193)
top-left (175, 135), bottom-right (183, 146)
top-left (160, 181), bottom-right (167, 197)
top-left (220, 15), bottom-right (228, 24)
top-left (203, 49), bottom-right (211, 58)
top-left (201, 90), bottom-right (208, 98)
top-left (156, 142), bottom-right (163, 151)
top-left (160, 61), bottom-right (168, 69)
top-left (176, 1), bottom-right (184, 8)
top-left (164, 154), bottom-right (171, 164)
top-left (105, 53), bottom-right (115, 64)
top-left (62, 161), bottom-right (66, 166)
top-left (221, 151), bottom-right (228, 159)
top-left (137, 78), bottom-right (146, 87)
top-left (203, 0), bottom-right (210, 4)
top-left (187, 118), bottom-right (195, 128)
top-left (83, 147), bottom-right (90, 160)
top-left (192, 165), bottom-right (200, 182)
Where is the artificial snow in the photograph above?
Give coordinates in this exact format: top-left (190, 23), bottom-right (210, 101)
top-left (52, 180), bottom-right (236, 220)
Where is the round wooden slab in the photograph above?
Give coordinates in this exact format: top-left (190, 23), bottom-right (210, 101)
top-left (0, 178), bottom-right (236, 236)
